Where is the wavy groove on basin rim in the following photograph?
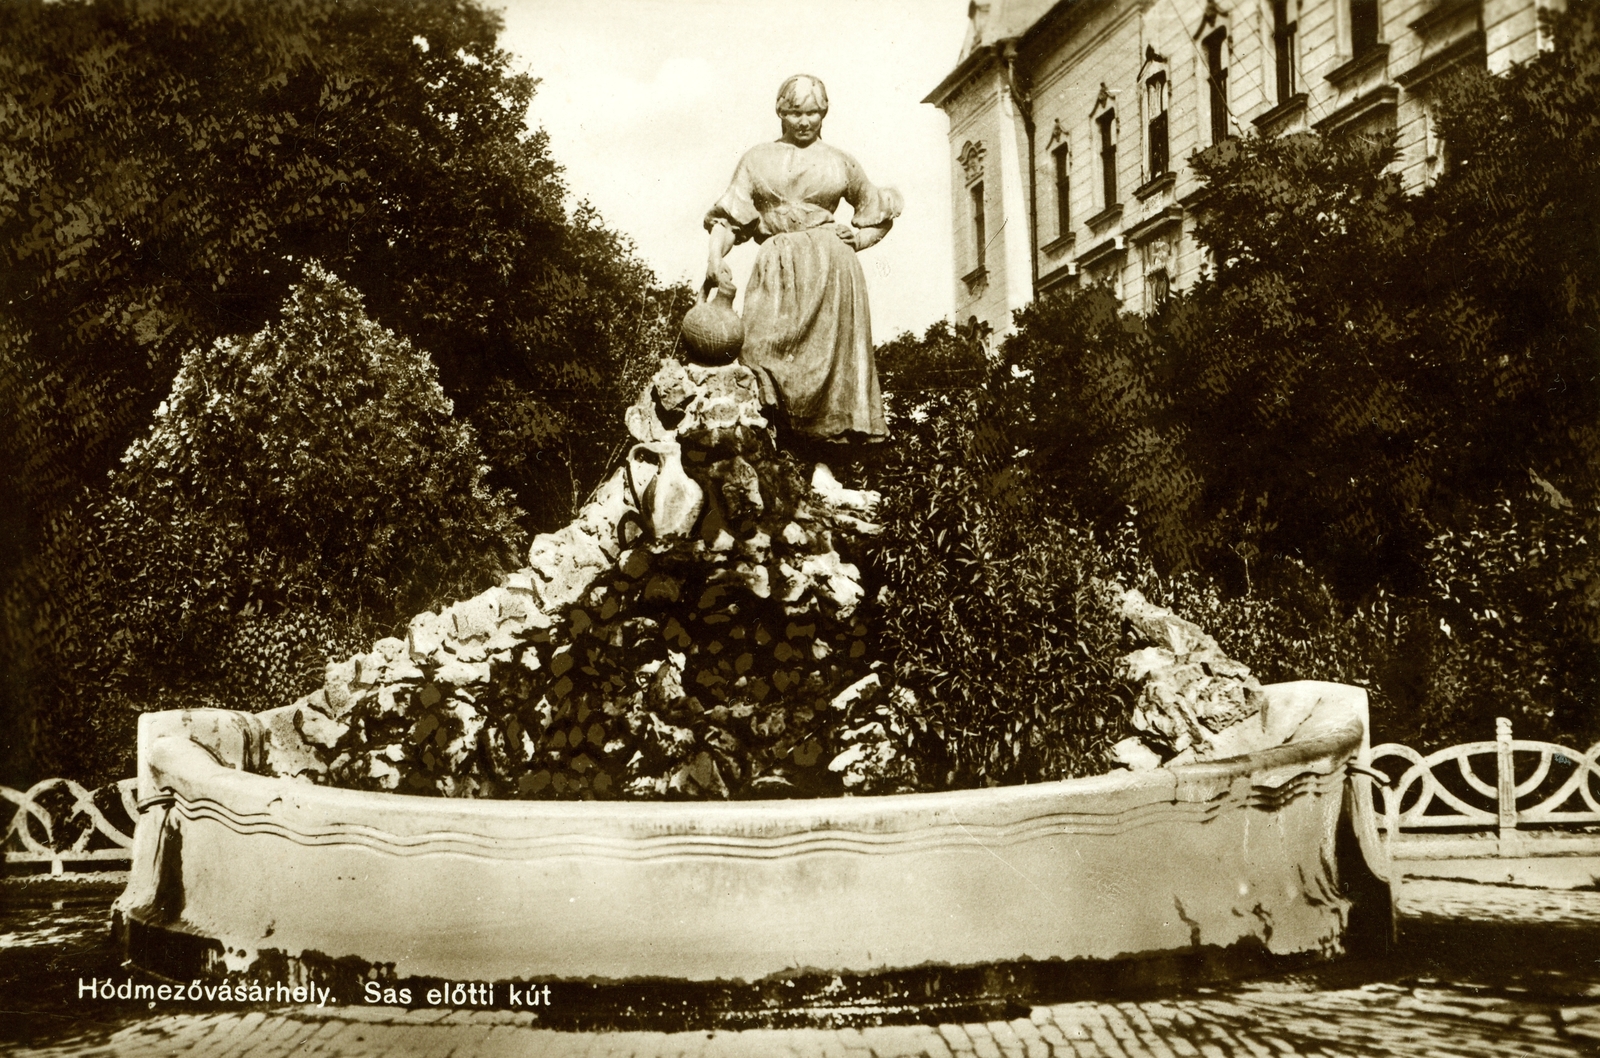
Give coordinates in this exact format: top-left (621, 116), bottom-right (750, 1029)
top-left (114, 680), bottom-right (1390, 985)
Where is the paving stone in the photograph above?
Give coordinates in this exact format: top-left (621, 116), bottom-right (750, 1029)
top-left (1562, 1005), bottom-right (1600, 1042)
top-left (938, 1024), bottom-right (977, 1055)
top-left (860, 1023), bottom-right (953, 1058)
top-left (1005, 1016), bottom-right (1052, 1058)
top-left (1114, 1005), bottom-right (1179, 1058)
top-left (962, 1023), bottom-right (1004, 1058)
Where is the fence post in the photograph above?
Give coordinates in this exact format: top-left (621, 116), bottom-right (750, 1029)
top-left (1383, 773), bottom-right (1398, 861)
top-left (1495, 716), bottom-right (1521, 857)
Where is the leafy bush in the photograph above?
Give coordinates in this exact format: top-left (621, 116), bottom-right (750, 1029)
top-left (0, 0), bottom-right (689, 780)
top-left (866, 327), bottom-right (1140, 786)
top-left (12, 265), bottom-right (524, 785)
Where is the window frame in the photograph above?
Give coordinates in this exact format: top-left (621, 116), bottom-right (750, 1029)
top-left (969, 181), bottom-right (987, 271)
top-left (1350, 0), bottom-right (1381, 58)
top-left (1204, 28), bottom-right (1230, 146)
top-left (1145, 71), bottom-right (1170, 179)
top-left (1052, 141), bottom-right (1071, 238)
top-left (1097, 109), bottom-right (1118, 209)
top-left (1272, 0), bottom-right (1298, 104)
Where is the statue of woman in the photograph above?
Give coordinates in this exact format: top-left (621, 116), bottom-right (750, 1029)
top-left (704, 74), bottom-right (902, 449)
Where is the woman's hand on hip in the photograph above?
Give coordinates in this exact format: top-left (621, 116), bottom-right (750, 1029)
top-left (838, 224), bottom-right (886, 252)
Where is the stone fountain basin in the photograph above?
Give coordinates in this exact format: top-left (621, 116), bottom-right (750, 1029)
top-left (114, 681), bottom-right (1389, 988)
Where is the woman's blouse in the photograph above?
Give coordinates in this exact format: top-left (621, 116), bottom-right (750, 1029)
top-left (705, 140), bottom-right (901, 244)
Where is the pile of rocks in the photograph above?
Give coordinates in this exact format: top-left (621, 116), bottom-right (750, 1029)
top-left (1108, 588), bottom-right (1295, 770)
top-left (270, 359), bottom-right (926, 799)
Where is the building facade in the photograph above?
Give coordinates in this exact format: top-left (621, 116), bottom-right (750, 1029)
top-left (925, 0), bottom-right (1557, 334)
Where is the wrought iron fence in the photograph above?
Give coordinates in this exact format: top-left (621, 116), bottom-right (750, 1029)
top-left (1370, 718), bottom-right (1600, 857)
top-left (2, 777), bottom-right (139, 874)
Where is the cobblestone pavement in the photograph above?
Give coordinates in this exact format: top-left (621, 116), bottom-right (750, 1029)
top-left (3, 873), bottom-right (1599, 1057)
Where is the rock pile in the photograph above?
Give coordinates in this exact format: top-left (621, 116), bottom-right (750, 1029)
top-left (272, 359), bottom-right (926, 799)
top-left (1108, 588), bottom-right (1289, 769)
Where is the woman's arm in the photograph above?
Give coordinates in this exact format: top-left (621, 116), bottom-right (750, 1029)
top-left (706, 221), bottom-right (736, 293)
top-left (833, 222), bottom-right (889, 252)
top-left (840, 158), bottom-right (901, 252)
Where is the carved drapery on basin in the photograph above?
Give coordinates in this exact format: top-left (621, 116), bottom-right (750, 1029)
top-left (113, 681), bottom-right (1389, 993)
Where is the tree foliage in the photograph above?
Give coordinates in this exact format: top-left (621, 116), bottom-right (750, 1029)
top-left (863, 322), bottom-right (1141, 785)
top-left (12, 265), bottom-right (525, 785)
top-left (1, 0), bottom-right (691, 781)
top-left (0, 0), bottom-right (683, 554)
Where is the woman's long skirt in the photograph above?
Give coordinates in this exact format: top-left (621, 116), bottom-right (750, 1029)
top-left (738, 227), bottom-right (887, 441)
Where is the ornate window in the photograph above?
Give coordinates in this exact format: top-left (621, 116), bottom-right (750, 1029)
top-left (1053, 141), bottom-right (1071, 237)
top-left (1097, 109), bottom-right (1118, 208)
top-left (1273, 0), bottom-right (1298, 103)
top-left (1146, 72), bottom-right (1169, 177)
top-left (1204, 29), bottom-right (1230, 145)
top-left (958, 140), bottom-right (987, 183)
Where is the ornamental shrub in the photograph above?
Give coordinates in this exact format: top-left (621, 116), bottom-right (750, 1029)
top-left (866, 326), bottom-right (1142, 787)
top-left (12, 264), bottom-right (525, 785)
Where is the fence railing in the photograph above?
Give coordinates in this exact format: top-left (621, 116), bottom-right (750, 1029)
top-left (1370, 718), bottom-right (1600, 858)
top-left (2, 777), bottom-right (139, 874)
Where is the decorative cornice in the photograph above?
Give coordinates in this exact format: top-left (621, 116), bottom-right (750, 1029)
top-left (1038, 260), bottom-right (1079, 293)
top-left (923, 41), bottom-right (1002, 108)
top-left (1077, 234), bottom-right (1127, 271)
top-left (1313, 85), bottom-right (1400, 134)
top-left (1251, 93), bottom-right (1309, 133)
top-left (1395, 31), bottom-right (1487, 90)
top-left (1134, 172), bottom-right (1177, 203)
top-left (1126, 206), bottom-right (1184, 245)
top-left (1040, 232), bottom-right (1077, 256)
top-left (1324, 44), bottom-right (1390, 89)
top-left (1085, 203), bottom-right (1124, 231)
top-left (1410, 0), bottom-right (1481, 37)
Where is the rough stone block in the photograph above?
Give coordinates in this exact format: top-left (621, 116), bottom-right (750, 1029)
top-left (352, 651), bottom-right (385, 686)
top-left (1110, 736), bottom-right (1163, 771)
top-left (435, 659), bottom-right (492, 687)
top-left (1119, 587), bottom-right (1217, 656)
top-left (489, 586), bottom-right (532, 624)
top-left (450, 594), bottom-right (500, 641)
top-left (653, 359), bottom-right (695, 412)
top-left (297, 705), bottom-right (349, 749)
top-left (625, 400), bottom-right (670, 443)
top-left (408, 611), bottom-right (445, 662)
top-left (324, 658), bottom-right (358, 717)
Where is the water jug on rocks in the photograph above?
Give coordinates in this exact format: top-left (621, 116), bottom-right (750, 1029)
top-left (680, 281), bottom-right (743, 365)
top-left (627, 440), bottom-right (704, 540)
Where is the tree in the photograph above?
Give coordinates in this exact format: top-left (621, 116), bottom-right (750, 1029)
top-left (13, 265), bottom-right (525, 785)
top-left (0, 0), bottom-right (680, 561)
top-left (1, 0), bottom-right (687, 781)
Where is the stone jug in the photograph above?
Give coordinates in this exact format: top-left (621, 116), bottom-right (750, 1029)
top-left (627, 440), bottom-right (704, 540)
top-left (680, 281), bottom-right (743, 365)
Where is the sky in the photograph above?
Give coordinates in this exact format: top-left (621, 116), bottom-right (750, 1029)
top-left (493, 0), bottom-right (969, 342)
